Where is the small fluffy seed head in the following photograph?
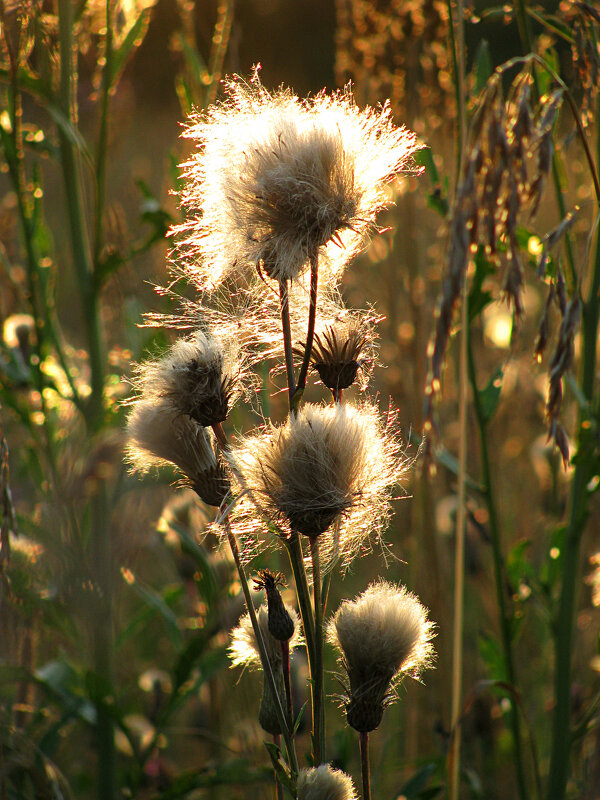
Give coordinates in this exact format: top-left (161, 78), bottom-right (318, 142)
top-left (231, 401), bottom-right (405, 570)
top-left (297, 765), bottom-right (357, 800)
top-left (135, 331), bottom-right (242, 427)
top-left (228, 604), bottom-right (302, 670)
top-left (305, 318), bottom-right (371, 394)
top-left (176, 75), bottom-right (421, 289)
top-left (328, 580), bottom-right (435, 732)
top-left (126, 397), bottom-right (230, 506)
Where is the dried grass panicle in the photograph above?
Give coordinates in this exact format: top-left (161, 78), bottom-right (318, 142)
top-left (231, 402), bottom-right (404, 570)
top-left (425, 66), bottom-right (564, 436)
top-left (570, 3), bottom-right (600, 125)
top-left (175, 74), bottom-right (421, 290)
top-left (297, 764), bottom-right (357, 800)
top-left (133, 331), bottom-right (243, 427)
top-left (327, 580), bottom-right (434, 733)
top-left (125, 397), bottom-right (230, 506)
top-left (228, 603), bottom-right (302, 669)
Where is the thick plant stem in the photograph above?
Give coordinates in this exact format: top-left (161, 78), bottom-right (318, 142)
top-left (310, 536), bottom-right (324, 765)
top-left (546, 104), bottom-right (600, 800)
top-left (467, 328), bottom-right (528, 800)
top-left (273, 734), bottom-right (284, 800)
top-left (359, 731), bottom-right (371, 800)
top-left (224, 520), bottom-right (298, 776)
top-left (281, 641), bottom-right (293, 726)
top-left (286, 532), bottom-right (316, 658)
top-left (279, 281), bottom-right (297, 410)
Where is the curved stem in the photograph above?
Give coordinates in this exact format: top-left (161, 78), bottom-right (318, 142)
top-left (293, 254), bottom-right (319, 412)
top-left (310, 536), bottom-right (324, 765)
top-left (279, 280), bottom-right (296, 410)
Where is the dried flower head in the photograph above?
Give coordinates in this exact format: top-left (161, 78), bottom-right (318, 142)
top-left (328, 580), bottom-right (435, 732)
top-left (136, 331), bottom-right (241, 427)
top-left (233, 403), bottom-right (402, 564)
top-left (176, 74), bottom-right (421, 290)
top-left (297, 765), bottom-right (357, 800)
top-left (305, 320), bottom-right (368, 395)
top-left (126, 396), bottom-right (230, 506)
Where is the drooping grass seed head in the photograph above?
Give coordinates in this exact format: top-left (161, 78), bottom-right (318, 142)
top-left (232, 401), bottom-right (404, 570)
top-left (253, 569), bottom-right (296, 642)
top-left (328, 580), bottom-right (435, 733)
top-left (139, 331), bottom-right (241, 427)
top-left (297, 765), bottom-right (357, 800)
top-left (176, 75), bottom-right (421, 290)
top-left (126, 396), bottom-right (230, 506)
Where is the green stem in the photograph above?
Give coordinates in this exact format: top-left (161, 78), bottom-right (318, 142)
top-left (273, 734), bottom-right (284, 800)
top-left (93, 0), bottom-right (113, 270)
top-left (58, 0), bottom-right (104, 431)
top-left (285, 532), bottom-right (316, 658)
top-left (281, 640), bottom-right (293, 727)
top-left (546, 100), bottom-right (600, 800)
top-left (224, 521), bottom-right (298, 776)
top-left (466, 326), bottom-right (528, 800)
top-left (359, 731), bottom-right (371, 800)
top-left (279, 281), bottom-right (296, 411)
top-left (310, 536), bottom-right (324, 765)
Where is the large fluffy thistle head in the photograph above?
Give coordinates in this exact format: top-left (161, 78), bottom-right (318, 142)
top-left (176, 74), bottom-right (421, 290)
top-left (297, 765), bottom-right (357, 800)
top-left (230, 401), bottom-right (404, 570)
top-left (327, 580), bottom-right (435, 732)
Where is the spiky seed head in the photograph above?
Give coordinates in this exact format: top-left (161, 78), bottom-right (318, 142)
top-left (176, 74), bottom-right (421, 290)
top-left (253, 569), bottom-right (296, 641)
top-left (126, 396), bottom-right (230, 506)
top-left (138, 331), bottom-right (240, 427)
top-left (231, 401), bottom-right (405, 571)
top-left (307, 321), bottom-right (368, 393)
top-left (297, 765), bottom-right (357, 800)
top-left (327, 580), bottom-right (435, 732)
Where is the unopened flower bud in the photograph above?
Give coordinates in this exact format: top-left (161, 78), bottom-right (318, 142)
top-left (253, 569), bottom-right (295, 641)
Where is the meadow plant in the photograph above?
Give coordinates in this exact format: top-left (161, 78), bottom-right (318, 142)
top-left (125, 73), bottom-right (435, 797)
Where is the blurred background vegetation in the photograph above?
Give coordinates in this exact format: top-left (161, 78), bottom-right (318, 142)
top-left (1, 1), bottom-right (599, 798)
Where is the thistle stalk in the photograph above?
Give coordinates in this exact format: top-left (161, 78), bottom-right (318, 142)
top-left (359, 731), bottom-right (371, 800)
top-left (293, 254), bottom-right (319, 412)
top-left (279, 281), bottom-right (297, 410)
top-left (310, 535), bottom-right (325, 765)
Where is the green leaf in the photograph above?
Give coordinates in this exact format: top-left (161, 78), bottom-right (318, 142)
top-left (474, 39), bottom-right (492, 93)
top-left (125, 573), bottom-right (184, 648)
top-left (478, 634), bottom-right (505, 681)
top-left (109, 9), bottom-right (152, 86)
top-left (479, 366), bottom-right (504, 424)
top-left (414, 147), bottom-right (449, 217)
top-left (264, 742), bottom-right (295, 794)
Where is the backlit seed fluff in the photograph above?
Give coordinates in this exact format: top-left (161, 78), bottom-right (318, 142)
top-left (126, 397), bottom-right (229, 506)
top-left (297, 765), bottom-right (357, 800)
top-left (176, 75), bottom-right (421, 289)
top-left (327, 581), bottom-right (435, 733)
top-left (232, 402), bottom-right (404, 569)
top-left (228, 604), bottom-right (302, 670)
top-left (135, 331), bottom-right (241, 427)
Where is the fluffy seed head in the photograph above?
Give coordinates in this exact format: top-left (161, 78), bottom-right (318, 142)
top-left (125, 397), bottom-right (230, 506)
top-left (328, 580), bottom-right (435, 732)
top-left (136, 331), bottom-right (242, 427)
top-left (176, 74), bottom-right (421, 289)
top-left (304, 318), bottom-right (371, 394)
top-left (228, 603), bottom-right (302, 669)
top-left (297, 765), bottom-right (357, 800)
top-left (231, 401), bottom-right (404, 570)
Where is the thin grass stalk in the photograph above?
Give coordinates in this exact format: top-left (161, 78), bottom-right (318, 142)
top-left (206, 0), bottom-right (235, 107)
top-left (279, 280), bottom-right (297, 409)
top-left (293, 254), bottom-right (319, 411)
top-left (546, 99), bottom-right (600, 800)
top-left (223, 518), bottom-right (298, 776)
top-left (58, 0), bottom-right (105, 431)
top-left (309, 535), bottom-right (324, 765)
top-left (447, 0), bottom-right (468, 795)
top-left (359, 731), bottom-right (371, 800)
top-left (466, 325), bottom-right (528, 799)
top-left (93, 0), bottom-right (113, 269)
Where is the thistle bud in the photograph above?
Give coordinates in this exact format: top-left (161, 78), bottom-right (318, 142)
top-left (301, 321), bottom-right (368, 396)
top-left (253, 569), bottom-right (295, 642)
